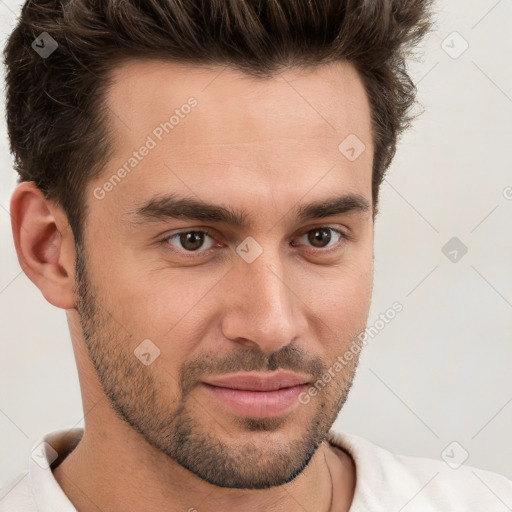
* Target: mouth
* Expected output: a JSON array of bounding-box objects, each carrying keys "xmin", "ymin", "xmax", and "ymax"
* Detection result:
[{"xmin": 200, "ymin": 371, "xmax": 311, "ymax": 418}]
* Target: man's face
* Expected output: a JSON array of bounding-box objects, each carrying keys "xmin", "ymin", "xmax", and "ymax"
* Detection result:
[{"xmin": 75, "ymin": 59, "xmax": 374, "ymax": 489}]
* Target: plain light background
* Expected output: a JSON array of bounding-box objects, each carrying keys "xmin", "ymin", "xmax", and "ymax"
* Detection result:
[{"xmin": 1, "ymin": 0, "xmax": 511, "ymax": 493}]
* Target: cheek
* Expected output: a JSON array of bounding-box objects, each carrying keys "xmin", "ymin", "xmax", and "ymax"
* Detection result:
[
  {"xmin": 303, "ymin": 256, "xmax": 373, "ymax": 316},
  {"xmin": 102, "ymin": 267, "xmax": 220, "ymax": 358}
]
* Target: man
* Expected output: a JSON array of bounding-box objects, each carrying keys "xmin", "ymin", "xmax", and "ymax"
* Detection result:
[{"xmin": 1, "ymin": 0, "xmax": 511, "ymax": 511}]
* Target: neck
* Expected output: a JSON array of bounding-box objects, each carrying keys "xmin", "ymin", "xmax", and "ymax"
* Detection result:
[{"xmin": 52, "ymin": 400, "xmax": 355, "ymax": 512}]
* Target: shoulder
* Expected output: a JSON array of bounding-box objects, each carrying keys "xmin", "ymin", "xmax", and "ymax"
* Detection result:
[
  {"xmin": 0, "ymin": 428, "xmax": 82, "ymax": 512},
  {"xmin": 0, "ymin": 472, "xmax": 36, "ymax": 512},
  {"xmin": 327, "ymin": 429, "xmax": 512, "ymax": 511}
]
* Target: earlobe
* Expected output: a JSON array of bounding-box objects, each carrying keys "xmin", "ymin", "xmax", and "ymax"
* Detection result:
[{"xmin": 9, "ymin": 181, "xmax": 77, "ymax": 310}]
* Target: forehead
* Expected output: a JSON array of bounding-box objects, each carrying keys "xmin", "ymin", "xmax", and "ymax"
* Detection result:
[
  {"xmin": 105, "ymin": 58, "xmax": 372, "ymax": 147},
  {"xmin": 93, "ymin": 58, "xmax": 373, "ymax": 215}
]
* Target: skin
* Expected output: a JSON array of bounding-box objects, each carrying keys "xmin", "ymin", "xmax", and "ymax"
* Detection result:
[{"xmin": 10, "ymin": 59, "xmax": 374, "ymax": 512}]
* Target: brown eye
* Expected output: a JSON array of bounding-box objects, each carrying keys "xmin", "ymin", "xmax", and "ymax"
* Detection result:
[
  {"xmin": 296, "ymin": 227, "xmax": 345, "ymax": 250},
  {"xmin": 165, "ymin": 230, "xmax": 215, "ymax": 252},
  {"xmin": 308, "ymin": 228, "xmax": 332, "ymax": 247}
]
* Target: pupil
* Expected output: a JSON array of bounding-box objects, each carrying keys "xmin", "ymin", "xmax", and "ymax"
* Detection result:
[
  {"xmin": 309, "ymin": 228, "xmax": 331, "ymax": 247},
  {"xmin": 181, "ymin": 232, "xmax": 204, "ymax": 251}
]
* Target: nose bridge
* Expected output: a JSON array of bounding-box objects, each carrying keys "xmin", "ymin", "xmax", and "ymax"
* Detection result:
[
  {"xmin": 221, "ymin": 240, "xmax": 303, "ymax": 352},
  {"xmin": 248, "ymin": 255, "xmax": 287, "ymax": 318}
]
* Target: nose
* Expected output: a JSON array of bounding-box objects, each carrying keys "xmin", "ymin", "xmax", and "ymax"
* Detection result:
[{"xmin": 219, "ymin": 245, "xmax": 307, "ymax": 354}]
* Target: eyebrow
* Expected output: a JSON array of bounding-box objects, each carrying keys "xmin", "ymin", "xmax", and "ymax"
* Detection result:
[{"xmin": 125, "ymin": 192, "xmax": 371, "ymax": 228}]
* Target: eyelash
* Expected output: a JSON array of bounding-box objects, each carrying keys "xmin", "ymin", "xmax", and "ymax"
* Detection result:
[{"xmin": 159, "ymin": 226, "xmax": 348, "ymax": 258}]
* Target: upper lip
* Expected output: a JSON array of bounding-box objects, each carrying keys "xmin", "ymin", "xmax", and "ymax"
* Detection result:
[{"xmin": 202, "ymin": 370, "xmax": 311, "ymax": 391}]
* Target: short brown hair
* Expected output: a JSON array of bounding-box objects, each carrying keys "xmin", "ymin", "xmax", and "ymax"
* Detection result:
[{"xmin": 3, "ymin": 0, "xmax": 435, "ymax": 245}]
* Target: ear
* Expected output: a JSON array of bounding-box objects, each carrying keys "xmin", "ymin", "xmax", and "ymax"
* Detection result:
[{"xmin": 10, "ymin": 181, "xmax": 77, "ymax": 310}]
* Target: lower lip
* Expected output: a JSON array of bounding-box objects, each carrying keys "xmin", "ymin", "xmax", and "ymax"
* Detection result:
[{"xmin": 201, "ymin": 383, "xmax": 308, "ymax": 418}]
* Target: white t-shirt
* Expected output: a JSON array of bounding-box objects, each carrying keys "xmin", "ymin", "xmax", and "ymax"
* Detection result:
[{"xmin": 1, "ymin": 427, "xmax": 511, "ymax": 511}]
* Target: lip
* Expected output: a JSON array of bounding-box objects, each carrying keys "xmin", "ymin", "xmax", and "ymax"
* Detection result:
[
  {"xmin": 201, "ymin": 370, "xmax": 311, "ymax": 391},
  {"xmin": 200, "ymin": 371, "xmax": 311, "ymax": 418},
  {"xmin": 201, "ymin": 383, "xmax": 309, "ymax": 418}
]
